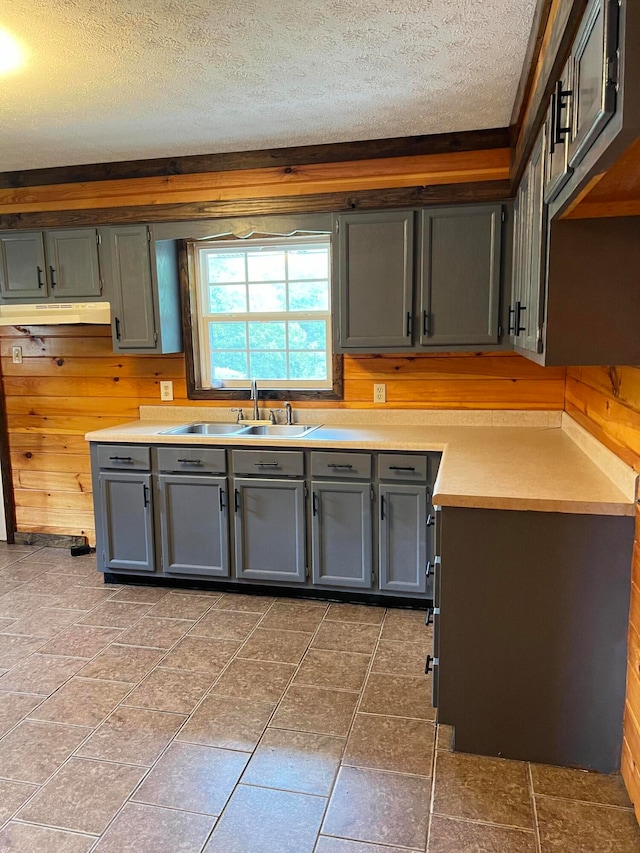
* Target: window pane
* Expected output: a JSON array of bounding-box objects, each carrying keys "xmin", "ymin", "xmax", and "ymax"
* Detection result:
[
  {"xmin": 249, "ymin": 350, "xmax": 287, "ymax": 379},
  {"xmin": 248, "ymin": 282, "xmax": 286, "ymax": 312},
  {"xmin": 209, "ymin": 284, "xmax": 247, "ymax": 313},
  {"xmin": 209, "ymin": 322, "xmax": 246, "ymax": 350},
  {"xmin": 288, "ymin": 320, "xmax": 326, "ymax": 350},
  {"xmin": 207, "ymin": 253, "xmax": 245, "ymax": 283},
  {"xmin": 249, "ymin": 321, "xmax": 286, "ymax": 350},
  {"xmin": 247, "ymin": 251, "xmax": 285, "ymax": 282},
  {"xmin": 288, "ymin": 280, "xmax": 329, "ymax": 311},
  {"xmin": 288, "ymin": 249, "xmax": 328, "ymax": 280},
  {"xmin": 212, "ymin": 351, "xmax": 248, "ymax": 381},
  {"xmin": 289, "ymin": 351, "xmax": 328, "ymax": 380}
]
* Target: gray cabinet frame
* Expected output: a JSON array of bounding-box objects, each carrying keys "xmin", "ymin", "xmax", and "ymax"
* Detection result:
[
  {"xmin": 97, "ymin": 470, "xmax": 155, "ymax": 573},
  {"xmin": 45, "ymin": 229, "xmax": 102, "ymax": 299},
  {"xmin": 379, "ymin": 483, "xmax": 428, "ymax": 594}
]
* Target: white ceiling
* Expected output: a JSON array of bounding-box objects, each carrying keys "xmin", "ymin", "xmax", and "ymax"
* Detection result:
[{"xmin": 0, "ymin": 1, "xmax": 536, "ymax": 172}]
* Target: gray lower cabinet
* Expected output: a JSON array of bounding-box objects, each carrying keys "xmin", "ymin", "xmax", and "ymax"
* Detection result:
[
  {"xmin": 233, "ymin": 477, "xmax": 306, "ymax": 583},
  {"xmin": 0, "ymin": 232, "xmax": 47, "ymax": 298},
  {"xmin": 158, "ymin": 474, "xmax": 229, "ymax": 577},
  {"xmin": 97, "ymin": 471, "xmax": 155, "ymax": 573},
  {"xmin": 45, "ymin": 229, "xmax": 102, "ymax": 299},
  {"xmin": 379, "ymin": 484, "xmax": 427, "ymax": 594},
  {"xmin": 311, "ymin": 481, "xmax": 373, "ymax": 588}
]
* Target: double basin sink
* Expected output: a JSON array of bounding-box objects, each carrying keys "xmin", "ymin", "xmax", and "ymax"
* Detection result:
[{"xmin": 161, "ymin": 422, "xmax": 320, "ymax": 438}]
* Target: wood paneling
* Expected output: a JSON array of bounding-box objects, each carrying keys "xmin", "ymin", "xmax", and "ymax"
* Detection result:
[
  {"xmin": 0, "ymin": 325, "xmax": 565, "ymax": 545},
  {"xmin": 564, "ymin": 138, "xmax": 640, "ymax": 219},
  {"xmin": 564, "ymin": 367, "xmax": 640, "ymax": 820}
]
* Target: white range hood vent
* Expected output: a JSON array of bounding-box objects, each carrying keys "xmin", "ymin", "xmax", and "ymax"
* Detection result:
[{"xmin": 0, "ymin": 302, "xmax": 111, "ymax": 326}]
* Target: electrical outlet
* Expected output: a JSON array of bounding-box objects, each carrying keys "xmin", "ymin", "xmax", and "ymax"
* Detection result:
[
  {"xmin": 11, "ymin": 346, "xmax": 22, "ymax": 364},
  {"xmin": 160, "ymin": 380, "xmax": 174, "ymax": 401},
  {"xmin": 373, "ymin": 383, "xmax": 386, "ymax": 403}
]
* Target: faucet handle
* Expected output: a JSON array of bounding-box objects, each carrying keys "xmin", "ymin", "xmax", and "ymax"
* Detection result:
[
  {"xmin": 269, "ymin": 408, "xmax": 283, "ymax": 424},
  {"xmin": 284, "ymin": 401, "xmax": 293, "ymax": 425},
  {"xmin": 229, "ymin": 408, "xmax": 244, "ymax": 422}
]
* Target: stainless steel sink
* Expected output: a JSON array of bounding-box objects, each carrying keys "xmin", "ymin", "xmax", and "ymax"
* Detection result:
[
  {"xmin": 243, "ymin": 424, "xmax": 320, "ymax": 437},
  {"xmin": 160, "ymin": 422, "xmax": 321, "ymax": 438},
  {"xmin": 161, "ymin": 423, "xmax": 251, "ymax": 436}
]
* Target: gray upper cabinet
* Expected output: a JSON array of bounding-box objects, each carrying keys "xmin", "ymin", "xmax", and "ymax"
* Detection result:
[
  {"xmin": 545, "ymin": 60, "xmax": 574, "ymax": 203},
  {"xmin": 158, "ymin": 474, "xmax": 229, "ymax": 577},
  {"xmin": 334, "ymin": 210, "xmax": 414, "ymax": 350},
  {"xmin": 568, "ymin": 0, "xmax": 620, "ymax": 168},
  {"xmin": 0, "ymin": 232, "xmax": 47, "ymax": 298},
  {"xmin": 97, "ymin": 471, "xmax": 155, "ymax": 573},
  {"xmin": 379, "ymin": 483, "xmax": 428, "ymax": 594},
  {"xmin": 419, "ymin": 205, "xmax": 502, "ymax": 347},
  {"xmin": 99, "ymin": 225, "xmax": 182, "ymax": 354},
  {"xmin": 311, "ymin": 481, "xmax": 373, "ymax": 589},
  {"xmin": 45, "ymin": 229, "xmax": 102, "ymax": 299}
]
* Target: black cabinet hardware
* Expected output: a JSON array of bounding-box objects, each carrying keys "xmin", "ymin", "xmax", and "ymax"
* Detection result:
[
  {"xmin": 406, "ymin": 311, "xmax": 412, "ymax": 337},
  {"xmin": 422, "ymin": 310, "xmax": 430, "ymax": 336},
  {"xmin": 143, "ymin": 484, "xmax": 150, "ymax": 507},
  {"xmin": 425, "ymin": 607, "xmax": 434, "ymax": 626},
  {"xmin": 114, "ymin": 316, "xmax": 121, "ymax": 340},
  {"xmin": 177, "ymin": 458, "xmax": 203, "ymax": 465},
  {"xmin": 508, "ymin": 305, "xmax": 516, "ymax": 334},
  {"xmin": 380, "ymin": 494, "xmax": 385, "ymax": 521},
  {"xmin": 514, "ymin": 301, "xmax": 527, "ymax": 334},
  {"xmin": 328, "ymin": 463, "xmax": 353, "ymax": 469},
  {"xmin": 37, "ymin": 266, "xmax": 44, "ymax": 288},
  {"xmin": 234, "ymin": 489, "xmax": 240, "ymax": 513},
  {"xmin": 426, "ymin": 561, "xmax": 432, "ymax": 578},
  {"xmin": 109, "ymin": 456, "xmax": 133, "ymax": 462},
  {"xmin": 219, "ymin": 489, "xmax": 225, "ymax": 511},
  {"xmin": 425, "ymin": 654, "xmax": 434, "ymax": 674},
  {"xmin": 389, "ymin": 465, "xmax": 415, "ymax": 471},
  {"xmin": 49, "ymin": 266, "xmax": 57, "ymax": 288},
  {"xmin": 254, "ymin": 462, "xmax": 280, "ymax": 468},
  {"xmin": 554, "ymin": 80, "xmax": 572, "ymax": 144},
  {"xmin": 312, "ymin": 492, "xmax": 318, "ymax": 516},
  {"xmin": 426, "ymin": 514, "xmax": 434, "ymax": 526}
]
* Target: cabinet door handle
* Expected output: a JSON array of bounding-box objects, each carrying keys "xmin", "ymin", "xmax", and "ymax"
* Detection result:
[
  {"xmin": 426, "ymin": 561, "xmax": 432, "ymax": 578},
  {"xmin": 219, "ymin": 488, "xmax": 226, "ymax": 511},
  {"xmin": 425, "ymin": 654, "xmax": 434, "ymax": 674},
  {"xmin": 514, "ymin": 301, "xmax": 526, "ymax": 334},
  {"xmin": 508, "ymin": 305, "xmax": 516, "ymax": 335},
  {"xmin": 426, "ymin": 514, "xmax": 434, "ymax": 526},
  {"xmin": 49, "ymin": 266, "xmax": 57, "ymax": 288},
  {"xmin": 554, "ymin": 80, "xmax": 572, "ymax": 144},
  {"xmin": 114, "ymin": 316, "xmax": 121, "ymax": 340},
  {"xmin": 143, "ymin": 484, "xmax": 150, "ymax": 507},
  {"xmin": 177, "ymin": 458, "xmax": 203, "ymax": 465},
  {"xmin": 425, "ymin": 607, "xmax": 434, "ymax": 626},
  {"xmin": 328, "ymin": 463, "xmax": 353, "ymax": 469},
  {"xmin": 254, "ymin": 462, "xmax": 279, "ymax": 468},
  {"xmin": 312, "ymin": 492, "xmax": 318, "ymax": 516},
  {"xmin": 389, "ymin": 465, "xmax": 415, "ymax": 471},
  {"xmin": 36, "ymin": 266, "xmax": 44, "ymax": 288},
  {"xmin": 234, "ymin": 489, "xmax": 240, "ymax": 513},
  {"xmin": 406, "ymin": 312, "xmax": 412, "ymax": 337},
  {"xmin": 380, "ymin": 494, "xmax": 385, "ymax": 521},
  {"xmin": 109, "ymin": 456, "xmax": 133, "ymax": 462},
  {"xmin": 422, "ymin": 310, "xmax": 430, "ymax": 336}
]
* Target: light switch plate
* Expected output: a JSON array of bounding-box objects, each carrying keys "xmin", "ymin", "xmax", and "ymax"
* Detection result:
[{"xmin": 160, "ymin": 380, "xmax": 174, "ymax": 401}]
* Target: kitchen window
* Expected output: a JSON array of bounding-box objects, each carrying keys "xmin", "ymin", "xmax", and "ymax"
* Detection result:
[{"xmin": 185, "ymin": 236, "xmax": 341, "ymax": 400}]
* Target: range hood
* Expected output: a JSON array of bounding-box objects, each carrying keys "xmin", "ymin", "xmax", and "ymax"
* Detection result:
[{"xmin": 0, "ymin": 302, "xmax": 111, "ymax": 326}]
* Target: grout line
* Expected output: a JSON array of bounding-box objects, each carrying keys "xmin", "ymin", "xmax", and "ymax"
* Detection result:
[{"xmin": 527, "ymin": 764, "xmax": 543, "ymax": 853}]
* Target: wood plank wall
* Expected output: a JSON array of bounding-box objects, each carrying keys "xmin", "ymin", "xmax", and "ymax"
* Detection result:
[
  {"xmin": 565, "ymin": 366, "xmax": 640, "ymax": 819},
  {"xmin": 0, "ymin": 324, "xmax": 565, "ymax": 544}
]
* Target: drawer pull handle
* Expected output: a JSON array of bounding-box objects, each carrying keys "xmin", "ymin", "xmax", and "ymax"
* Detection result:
[
  {"xmin": 109, "ymin": 456, "xmax": 133, "ymax": 462},
  {"xmin": 328, "ymin": 463, "xmax": 353, "ymax": 469},
  {"xmin": 177, "ymin": 458, "xmax": 203, "ymax": 465},
  {"xmin": 254, "ymin": 462, "xmax": 280, "ymax": 468},
  {"xmin": 425, "ymin": 608, "xmax": 433, "ymax": 626},
  {"xmin": 388, "ymin": 465, "xmax": 415, "ymax": 471}
]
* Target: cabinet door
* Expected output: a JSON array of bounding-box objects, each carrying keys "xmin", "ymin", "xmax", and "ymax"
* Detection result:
[
  {"xmin": 98, "ymin": 471, "xmax": 154, "ymax": 573},
  {"xmin": 545, "ymin": 61, "xmax": 573, "ymax": 203},
  {"xmin": 0, "ymin": 232, "xmax": 47, "ymax": 298},
  {"xmin": 233, "ymin": 478, "xmax": 306, "ymax": 583},
  {"xmin": 379, "ymin": 484, "xmax": 427, "ymax": 594},
  {"xmin": 100, "ymin": 226, "xmax": 158, "ymax": 351},
  {"xmin": 419, "ymin": 205, "xmax": 502, "ymax": 346},
  {"xmin": 45, "ymin": 229, "xmax": 102, "ymax": 298},
  {"xmin": 335, "ymin": 211, "xmax": 414, "ymax": 349},
  {"xmin": 520, "ymin": 129, "xmax": 547, "ymax": 354},
  {"xmin": 311, "ymin": 481, "xmax": 372, "ymax": 589},
  {"xmin": 159, "ymin": 474, "xmax": 229, "ymax": 577},
  {"xmin": 568, "ymin": 0, "xmax": 619, "ymax": 168}
]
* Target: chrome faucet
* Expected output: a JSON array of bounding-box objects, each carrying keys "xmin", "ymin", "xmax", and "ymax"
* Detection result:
[
  {"xmin": 250, "ymin": 379, "xmax": 259, "ymax": 420},
  {"xmin": 284, "ymin": 401, "xmax": 293, "ymax": 425}
]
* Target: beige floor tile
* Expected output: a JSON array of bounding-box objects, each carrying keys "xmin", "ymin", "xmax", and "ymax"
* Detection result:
[
  {"xmin": 124, "ymin": 667, "xmax": 214, "ymax": 714},
  {"xmin": 243, "ymin": 727, "xmax": 344, "ymax": 796},
  {"xmin": 324, "ymin": 603, "xmax": 385, "ymax": 625},
  {"xmin": 238, "ymin": 628, "xmax": 312, "ymax": 664},
  {"xmin": 203, "ymin": 784, "xmax": 326, "ymax": 853},
  {"xmin": 189, "ymin": 609, "xmax": 262, "ymax": 641},
  {"xmin": 0, "ymin": 633, "xmax": 45, "ymax": 668},
  {"xmin": 29, "ymin": 677, "xmax": 131, "ymax": 726},
  {"xmin": 0, "ymin": 823, "xmax": 96, "ymax": 853},
  {"xmin": 0, "ymin": 779, "xmax": 39, "ymax": 824},
  {"xmin": 270, "ymin": 684, "xmax": 359, "ymax": 737},
  {"xmin": 92, "ymin": 802, "xmax": 215, "ymax": 853},
  {"xmin": 433, "ymin": 751, "xmax": 533, "ymax": 829},
  {"xmin": 161, "ymin": 636, "xmax": 240, "ymax": 673},
  {"xmin": 294, "ymin": 649, "xmax": 371, "ymax": 691},
  {"xmin": 149, "ymin": 592, "xmax": 216, "ymax": 620},
  {"xmin": 4, "ymin": 606, "xmax": 80, "ymax": 638},
  {"xmin": 213, "ymin": 593, "xmax": 275, "ymax": 613},
  {"xmin": 0, "ymin": 653, "xmax": 85, "ymax": 695},
  {"xmin": 260, "ymin": 600, "xmax": 328, "ymax": 632},
  {"xmin": 78, "ymin": 644, "xmax": 164, "ymax": 683},
  {"xmin": 0, "ymin": 719, "xmax": 91, "ymax": 783},
  {"xmin": 360, "ymin": 672, "xmax": 434, "ymax": 720},
  {"xmin": 39, "ymin": 625, "xmax": 123, "ymax": 658},
  {"xmin": 109, "ymin": 586, "xmax": 170, "ymax": 604},
  {"xmin": 344, "ymin": 713, "xmax": 435, "ymax": 776},
  {"xmin": 210, "ymin": 657, "xmax": 295, "ymax": 703},
  {"xmin": 381, "ymin": 608, "xmax": 430, "ymax": 643},
  {"xmin": 17, "ymin": 757, "xmax": 145, "ymax": 834},
  {"xmin": 530, "ymin": 763, "xmax": 632, "ymax": 808},
  {"xmin": 435, "ymin": 724, "xmax": 454, "ymax": 752},
  {"xmin": 0, "ymin": 563, "xmax": 51, "ymax": 583},
  {"xmin": 178, "ymin": 694, "xmax": 274, "ymax": 751},
  {"xmin": 78, "ymin": 600, "xmax": 153, "ymax": 628},
  {"xmin": 117, "ymin": 616, "xmax": 194, "ymax": 648},
  {"xmin": 372, "ymin": 640, "xmax": 429, "ymax": 677},
  {"xmin": 536, "ymin": 796, "xmax": 640, "ymax": 852},
  {"xmin": 50, "ymin": 586, "xmax": 116, "ymax": 611},
  {"xmin": 0, "ymin": 691, "xmax": 44, "ymax": 736},
  {"xmin": 312, "ymin": 621, "xmax": 380, "ymax": 655},
  {"xmin": 316, "ymin": 840, "xmax": 420, "ymax": 853},
  {"xmin": 77, "ymin": 705, "xmax": 186, "ymax": 766},
  {"xmin": 133, "ymin": 741, "xmax": 249, "ymax": 815},
  {"xmin": 0, "ymin": 591, "xmax": 54, "ymax": 619},
  {"xmin": 0, "ymin": 618, "xmax": 15, "ymax": 631},
  {"xmin": 322, "ymin": 766, "xmax": 430, "ymax": 849},
  {"xmin": 21, "ymin": 572, "xmax": 80, "ymax": 596},
  {"xmin": 428, "ymin": 815, "xmax": 537, "ymax": 853}
]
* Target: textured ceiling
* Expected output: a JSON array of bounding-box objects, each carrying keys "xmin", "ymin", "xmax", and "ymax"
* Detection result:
[{"xmin": 0, "ymin": 1, "xmax": 536, "ymax": 172}]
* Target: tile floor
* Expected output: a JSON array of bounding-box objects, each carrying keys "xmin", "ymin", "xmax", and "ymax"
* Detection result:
[{"xmin": 0, "ymin": 543, "xmax": 636, "ymax": 851}]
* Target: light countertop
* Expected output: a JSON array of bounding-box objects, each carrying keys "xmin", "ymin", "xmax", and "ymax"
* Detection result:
[{"xmin": 85, "ymin": 415, "xmax": 636, "ymax": 517}]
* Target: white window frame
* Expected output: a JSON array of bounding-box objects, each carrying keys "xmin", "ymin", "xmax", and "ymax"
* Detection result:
[{"xmin": 192, "ymin": 236, "xmax": 333, "ymax": 391}]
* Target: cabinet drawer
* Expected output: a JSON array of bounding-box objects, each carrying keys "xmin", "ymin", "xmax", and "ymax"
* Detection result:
[
  {"xmin": 378, "ymin": 453, "xmax": 428, "ymax": 481},
  {"xmin": 311, "ymin": 451, "xmax": 372, "ymax": 479},
  {"xmin": 157, "ymin": 446, "xmax": 226, "ymax": 474},
  {"xmin": 232, "ymin": 449, "xmax": 304, "ymax": 478},
  {"xmin": 96, "ymin": 444, "xmax": 151, "ymax": 471}
]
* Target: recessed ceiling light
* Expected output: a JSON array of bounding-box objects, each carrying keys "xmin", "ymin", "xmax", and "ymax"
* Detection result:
[{"xmin": 0, "ymin": 28, "xmax": 27, "ymax": 76}]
